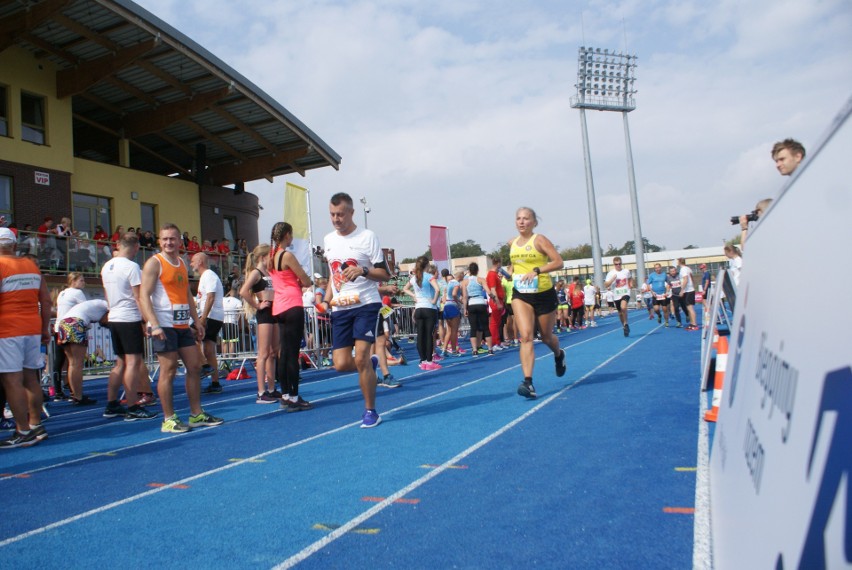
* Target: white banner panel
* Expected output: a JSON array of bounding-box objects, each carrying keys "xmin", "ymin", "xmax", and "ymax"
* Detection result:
[{"xmin": 709, "ymin": 99, "xmax": 852, "ymax": 569}]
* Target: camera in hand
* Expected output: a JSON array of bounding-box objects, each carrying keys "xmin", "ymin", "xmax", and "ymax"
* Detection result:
[{"xmin": 730, "ymin": 210, "xmax": 759, "ymax": 225}]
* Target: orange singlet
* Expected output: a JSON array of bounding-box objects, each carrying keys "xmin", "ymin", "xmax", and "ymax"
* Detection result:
[
  {"xmin": 149, "ymin": 253, "xmax": 191, "ymax": 329},
  {"xmin": 0, "ymin": 256, "xmax": 42, "ymax": 338}
]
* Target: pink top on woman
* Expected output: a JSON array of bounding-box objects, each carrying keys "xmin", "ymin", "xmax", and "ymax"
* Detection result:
[{"xmin": 270, "ymin": 266, "xmax": 302, "ymax": 316}]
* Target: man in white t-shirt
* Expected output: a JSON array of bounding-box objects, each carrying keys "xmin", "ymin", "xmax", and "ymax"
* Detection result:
[
  {"xmin": 191, "ymin": 253, "xmax": 225, "ymax": 393},
  {"xmin": 100, "ymin": 232, "xmax": 157, "ymax": 420},
  {"xmin": 677, "ymin": 257, "xmax": 699, "ymax": 330},
  {"xmin": 318, "ymin": 193, "xmax": 390, "ymax": 428},
  {"xmin": 221, "ymin": 285, "xmax": 243, "ymax": 355},
  {"xmin": 604, "ymin": 256, "xmax": 633, "ymax": 337}
]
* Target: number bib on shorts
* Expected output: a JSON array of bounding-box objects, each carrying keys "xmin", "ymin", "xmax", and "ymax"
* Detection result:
[
  {"xmin": 614, "ymin": 286, "xmax": 629, "ymax": 297},
  {"xmin": 513, "ymin": 274, "xmax": 539, "ymax": 294}
]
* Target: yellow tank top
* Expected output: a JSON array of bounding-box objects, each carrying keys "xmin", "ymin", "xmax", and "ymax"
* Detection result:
[{"xmin": 510, "ymin": 235, "xmax": 552, "ymax": 292}]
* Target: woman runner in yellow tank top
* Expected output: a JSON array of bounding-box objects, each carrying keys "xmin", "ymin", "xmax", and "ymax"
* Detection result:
[{"xmin": 508, "ymin": 207, "xmax": 567, "ymax": 399}]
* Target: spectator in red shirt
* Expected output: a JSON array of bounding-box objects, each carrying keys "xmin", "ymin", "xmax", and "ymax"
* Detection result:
[
  {"xmin": 486, "ymin": 256, "xmax": 506, "ymax": 348},
  {"xmin": 187, "ymin": 236, "xmax": 202, "ymax": 257},
  {"xmin": 570, "ymin": 277, "xmax": 585, "ymax": 328},
  {"xmin": 110, "ymin": 225, "xmax": 124, "ymax": 250},
  {"xmin": 216, "ymin": 238, "xmax": 230, "ymax": 256}
]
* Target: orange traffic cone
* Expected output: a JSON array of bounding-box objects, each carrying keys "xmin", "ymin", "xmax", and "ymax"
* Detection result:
[{"xmin": 704, "ymin": 336, "xmax": 728, "ymax": 422}]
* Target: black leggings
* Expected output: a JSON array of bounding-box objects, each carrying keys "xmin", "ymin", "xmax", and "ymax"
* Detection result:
[
  {"xmin": 414, "ymin": 308, "xmax": 438, "ymax": 362},
  {"xmin": 670, "ymin": 295, "xmax": 685, "ymax": 322},
  {"xmin": 467, "ymin": 304, "xmax": 490, "ymax": 339},
  {"xmin": 276, "ymin": 306, "xmax": 305, "ymax": 397},
  {"xmin": 52, "ymin": 335, "xmax": 66, "ymax": 392}
]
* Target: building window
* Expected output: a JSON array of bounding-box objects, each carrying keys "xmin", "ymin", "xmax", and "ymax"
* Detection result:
[
  {"xmin": 72, "ymin": 193, "xmax": 111, "ymax": 238},
  {"xmin": 21, "ymin": 92, "xmax": 46, "ymax": 145},
  {"xmin": 0, "ymin": 175, "xmax": 12, "ymax": 223},
  {"xmin": 140, "ymin": 202, "xmax": 157, "ymax": 234},
  {"xmin": 223, "ymin": 215, "xmax": 237, "ymax": 248},
  {"xmin": 0, "ymin": 85, "xmax": 8, "ymax": 137}
]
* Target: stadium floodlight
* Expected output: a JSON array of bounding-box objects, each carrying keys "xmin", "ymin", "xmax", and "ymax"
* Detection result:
[
  {"xmin": 359, "ymin": 196, "xmax": 371, "ymax": 229},
  {"xmin": 570, "ymin": 46, "xmax": 647, "ymax": 290}
]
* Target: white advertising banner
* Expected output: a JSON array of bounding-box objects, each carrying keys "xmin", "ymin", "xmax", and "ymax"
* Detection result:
[{"xmin": 709, "ymin": 98, "xmax": 852, "ymax": 569}]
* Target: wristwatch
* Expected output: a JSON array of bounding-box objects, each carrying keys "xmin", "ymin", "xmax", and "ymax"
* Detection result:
[
  {"xmin": 533, "ymin": 267, "xmax": 541, "ymax": 275},
  {"xmin": 362, "ymin": 266, "xmax": 369, "ymax": 277}
]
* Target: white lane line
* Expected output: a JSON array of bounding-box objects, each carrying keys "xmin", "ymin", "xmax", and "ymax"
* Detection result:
[
  {"xmin": 0, "ymin": 325, "xmax": 635, "ymax": 547},
  {"xmin": 273, "ymin": 331, "xmax": 654, "ymax": 568},
  {"xmin": 692, "ymin": 380, "xmax": 713, "ymax": 569}
]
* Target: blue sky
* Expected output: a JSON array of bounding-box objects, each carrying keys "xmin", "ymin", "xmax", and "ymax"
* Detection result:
[{"xmin": 136, "ymin": 0, "xmax": 852, "ymax": 258}]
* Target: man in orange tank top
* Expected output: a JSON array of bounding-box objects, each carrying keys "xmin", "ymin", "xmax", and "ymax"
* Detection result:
[
  {"xmin": 139, "ymin": 224, "xmax": 223, "ymax": 433},
  {"xmin": 0, "ymin": 228, "xmax": 52, "ymax": 448}
]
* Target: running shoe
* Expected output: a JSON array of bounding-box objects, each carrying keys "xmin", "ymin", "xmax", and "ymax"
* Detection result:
[
  {"xmin": 360, "ymin": 409, "xmax": 381, "ymax": 429},
  {"xmin": 269, "ymin": 390, "xmax": 283, "ymax": 399},
  {"xmin": 203, "ymin": 383, "xmax": 223, "ymax": 394},
  {"xmin": 136, "ymin": 392, "xmax": 157, "ymax": 406},
  {"xmin": 555, "ymin": 349, "xmax": 567, "ymax": 377},
  {"xmin": 125, "ymin": 405, "xmax": 157, "ymax": 421},
  {"xmin": 381, "ymin": 374, "xmax": 402, "ymax": 389},
  {"xmin": 422, "ymin": 361, "xmax": 442, "ymax": 371},
  {"xmin": 676, "ymin": 322, "xmax": 683, "ymax": 328},
  {"xmin": 664, "ymin": 322, "xmax": 670, "ymax": 328},
  {"xmin": 623, "ymin": 324, "xmax": 630, "ymax": 337},
  {"xmin": 103, "ymin": 401, "xmax": 128, "ymax": 418},
  {"xmin": 517, "ymin": 382, "xmax": 537, "ymax": 399},
  {"xmin": 455, "ymin": 348, "xmax": 467, "ymax": 355},
  {"xmin": 432, "ymin": 354, "xmax": 444, "ymax": 362},
  {"xmin": 200, "ymin": 364, "xmax": 213, "ymax": 379},
  {"xmin": 476, "ymin": 347, "xmax": 489, "ymax": 355},
  {"xmin": 0, "ymin": 418, "xmax": 15, "ymax": 431},
  {"xmin": 282, "ymin": 397, "xmax": 313, "ymax": 413},
  {"xmin": 72, "ymin": 395, "xmax": 98, "ymax": 406},
  {"xmin": 29, "ymin": 424, "xmax": 48, "ymax": 441},
  {"xmin": 256, "ymin": 391, "xmax": 278, "ymax": 404},
  {"xmin": 52, "ymin": 391, "xmax": 70, "ymax": 402},
  {"xmin": 161, "ymin": 414, "xmax": 191, "ymax": 433},
  {"xmin": 491, "ymin": 344, "xmax": 504, "ymax": 352},
  {"xmin": 321, "ymin": 358, "xmax": 332, "ymax": 367},
  {"xmin": 657, "ymin": 314, "xmax": 662, "ymax": 324},
  {"xmin": 0, "ymin": 430, "xmax": 39, "ymax": 449},
  {"xmin": 188, "ymin": 410, "xmax": 224, "ymax": 427}
]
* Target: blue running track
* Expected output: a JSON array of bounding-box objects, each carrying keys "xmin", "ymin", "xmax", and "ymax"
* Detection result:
[{"xmin": 0, "ymin": 310, "xmax": 705, "ymax": 568}]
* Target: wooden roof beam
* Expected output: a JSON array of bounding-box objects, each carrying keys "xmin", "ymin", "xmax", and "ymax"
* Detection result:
[
  {"xmin": 207, "ymin": 146, "xmax": 308, "ymax": 186},
  {"xmin": 122, "ymin": 86, "xmax": 232, "ymax": 137},
  {"xmin": 57, "ymin": 37, "xmax": 159, "ymax": 99},
  {"xmin": 208, "ymin": 103, "xmax": 278, "ymax": 154},
  {"xmin": 181, "ymin": 118, "xmax": 245, "ymax": 162},
  {"xmin": 0, "ymin": 0, "xmax": 71, "ymax": 52}
]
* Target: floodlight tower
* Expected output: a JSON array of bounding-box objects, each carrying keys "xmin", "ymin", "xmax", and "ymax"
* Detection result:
[{"xmin": 570, "ymin": 47, "xmax": 646, "ymax": 290}]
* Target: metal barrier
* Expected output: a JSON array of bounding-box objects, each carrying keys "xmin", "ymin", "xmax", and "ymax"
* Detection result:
[{"xmin": 44, "ymin": 303, "xmax": 477, "ymax": 383}]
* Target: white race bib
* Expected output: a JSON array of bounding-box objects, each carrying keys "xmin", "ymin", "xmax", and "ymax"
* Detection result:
[
  {"xmin": 513, "ymin": 274, "xmax": 539, "ymax": 294},
  {"xmin": 614, "ymin": 286, "xmax": 629, "ymax": 298},
  {"xmin": 172, "ymin": 304, "xmax": 190, "ymax": 326}
]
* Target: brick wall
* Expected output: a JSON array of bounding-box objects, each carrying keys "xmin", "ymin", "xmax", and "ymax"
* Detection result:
[{"xmin": 0, "ymin": 158, "xmax": 72, "ymax": 228}]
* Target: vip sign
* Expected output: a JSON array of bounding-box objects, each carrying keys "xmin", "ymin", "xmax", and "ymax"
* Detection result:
[
  {"xmin": 709, "ymin": 102, "xmax": 852, "ymax": 569},
  {"xmin": 34, "ymin": 171, "xmax": 50, "ymax": 185}
]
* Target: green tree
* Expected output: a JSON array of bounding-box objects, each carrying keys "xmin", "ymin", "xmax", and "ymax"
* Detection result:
[
  {"xmin": 560, "ymin": 243, "xmax": 593, "ymax": 260},
  {"xmin": 488, "ymin": 242, "xmax": 511, "ymax": 263},
  {"xmin": 683, "ymin": 244, "xmax": 699, "ymax": 250},
  {"xmin": 605, "ymin": 237, "xmax": 665, "ymax": 256},
  {"xmin": 450, "ymin": 240, "xmax": 485, "ymax": 258}
]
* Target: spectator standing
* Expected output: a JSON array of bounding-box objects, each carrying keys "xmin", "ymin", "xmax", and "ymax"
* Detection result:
[
  {"xmin": 56, "ymin": 299, "xmax": 109, "ymax": 405},
  {"xmin": 403, "ymin": 256, "xmax": 441, "ymax": 370},
  {"xmin": 139, "ymin": 223, "xmax": 223, "ymax": 433},
  {"xmin": 240, "ymin": 243, "xmax": 280, "ymax": 403},
  {"xmin": 191, "ymin": 253, "xmax": 226, "ymax": 394},
  {"xmin": 0, "ymin": 228, "xmax": 51, "ymax": 448},
  {"xmin": 100, "ymin": 232, "xmax": 157, "ymax": 420},
  {"xmin": 462, "ymin": 262, "xmax": 492, "ymax": 355},
  {"xmin": 52, "ymin": 272, "xmax": 87, "ymax": 399},
  {"xmin": 677, "ymin": 257, "xmax": 699, "ymax": 330},
  {"xmin": 583, "ymin": 280, "xmax": 597, "ymax": 327},
  {"xmin": 270, "ymin": 222, "xmax": 313, "ymax": 412}
]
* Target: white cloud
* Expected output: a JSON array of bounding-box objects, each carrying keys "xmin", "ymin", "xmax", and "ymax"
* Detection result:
[{"xmin": 136, "ymin": 0, "xmax": 852, "ymax": 259}]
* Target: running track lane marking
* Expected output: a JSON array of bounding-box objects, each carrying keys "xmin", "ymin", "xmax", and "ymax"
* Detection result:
[
  {"xmin": 1, "ymin": 323, "xmax": 618, "ymax": 482},
  {"xmin": 0, "ymin": 321, "xmax": 630, "ymax": 547},
  {"xmin": 664, "ymin": 507, "xmax": 696, "ymax": 514},
  {"xmin": 272, "ymin": 328, "xmax": 655, "ymax": 568},
  {"xmin": 361, "ymin": 497, "xmax": 420, "ymax": 504},
  {"xmin": 693, "ymin": 371, "xmax": 713, "ymax": 570}
]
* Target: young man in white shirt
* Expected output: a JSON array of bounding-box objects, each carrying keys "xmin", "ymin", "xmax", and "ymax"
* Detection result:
[
  {"xmin": 191, "ymin": 253, "xmax": 225, "ymax": 394},
  {"xmin": 677, "ymin": 257, "xmax": 699, "ymax": 331},
  {"xmin": 318, "ymin": 193, "xmax": 390, "ymax": 428},
  {"xmin": 101, "ymin": 232, "xmax": 157, "ymax": 420},
  {"xmin": 604, "ymin": 256, "xmax": 634, "ymax": 337}
]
